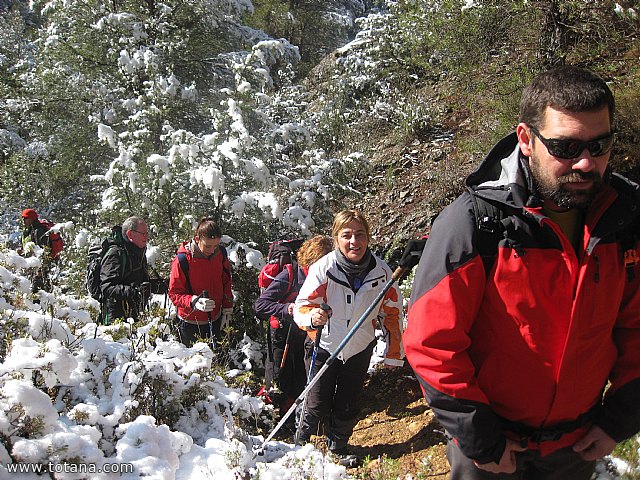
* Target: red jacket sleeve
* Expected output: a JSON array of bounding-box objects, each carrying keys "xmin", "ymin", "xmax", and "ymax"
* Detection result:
[
  {"xmin": 168, "ymin": 254, "xmax": 193, "ymax": 317},
  {"xmin": 403, "ymin": 195, "xmax": 506, "ymax": 464}
]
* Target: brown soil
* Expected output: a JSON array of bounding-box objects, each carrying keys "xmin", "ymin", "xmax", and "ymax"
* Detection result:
[
  {"xmin": 347, "ymin": 364, "xmax": 450, "ymax": 479},
  {"xmin": 270, "ymin": 364, "xmax": 451, "ymax": 478}
]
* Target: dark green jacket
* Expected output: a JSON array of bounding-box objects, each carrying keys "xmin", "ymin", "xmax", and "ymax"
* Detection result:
[{"xmin": 100, "ymin": 238, "xmax": 150, "ymax": 323}]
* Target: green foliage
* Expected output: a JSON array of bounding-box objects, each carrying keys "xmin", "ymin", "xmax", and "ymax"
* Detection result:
[
  {"xmin": 245, "ymin": 0, "xmax": 292, "ymax": 40},
  {"xmin": 359, "ymin": 454, "xmax": 402, "ymax": 480},
  {"xmin": 610, "ymin": 56, "xmax": 640, "ymax": 182},
  {"xmin": 305, "ymin": 0, "xmax": 640, "ymax": 172},
  {"xmin": 247, "ymin": 0, "xmax": 365, "ymax": 76},
  {"xmin": 612, "ymin": 436, "xmax": 640, "ymax": 479}
]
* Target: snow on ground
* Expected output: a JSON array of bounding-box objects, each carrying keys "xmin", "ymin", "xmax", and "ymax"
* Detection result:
[{"xmin": 0, "ymin": 247, "xmax": 349, "ymax": 480}]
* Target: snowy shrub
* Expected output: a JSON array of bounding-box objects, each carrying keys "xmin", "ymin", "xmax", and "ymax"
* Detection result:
[{"xmin": 0, "ymin": 256, "xmax": 348, "ymax": 478}]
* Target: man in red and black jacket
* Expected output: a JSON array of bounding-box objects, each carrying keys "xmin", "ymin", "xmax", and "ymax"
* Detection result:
[
  {"xmin": 404, "ymin": 66, "xmax": 640, "ymax": 479},
  {"xmin": 169, "ymin": 217, "xmax": 233, "ymax": 347}
]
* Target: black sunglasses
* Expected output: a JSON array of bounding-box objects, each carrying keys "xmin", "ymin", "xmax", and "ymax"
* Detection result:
[{"xmin": 529, "ymin": 126, "xmax": 614, "ymax": 160}]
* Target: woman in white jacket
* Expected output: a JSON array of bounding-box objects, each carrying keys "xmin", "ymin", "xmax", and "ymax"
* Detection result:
[{"xmin": 293, "ymin": 210, "xmax": 404, "ymax": 462}]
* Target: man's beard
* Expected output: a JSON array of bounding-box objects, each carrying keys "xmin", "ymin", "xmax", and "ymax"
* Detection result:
[{"xmin": 529, "ymin": 154, "xmax": 605, "ymax": 210}]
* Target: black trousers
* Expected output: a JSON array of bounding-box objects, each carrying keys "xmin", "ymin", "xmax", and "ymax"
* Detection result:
[
  {"xmin": 446, "ymin": 439, "xmax": 596, "ymax": 480},
  {"xmin": 267, "ymin": 322, "xmax": 308, "ymax": 399},
  {"xmin": 176, "ymin": 317, "xmax": 220, "ymax": 347},
  {"xmin": 297, "ymin": 339, "xmax": 375, "ymax": 452}
]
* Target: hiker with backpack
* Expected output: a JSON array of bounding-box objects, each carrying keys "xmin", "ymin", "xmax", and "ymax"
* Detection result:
[
  {"xmin": 257, "ymin": 238, "xmax": 304, "ymax": 293},
  {"xmin": 404, "ymin": 66, "xmax": 640, "ymax": 479},
  {"xmin": 254, "ymin": 235, "xmax": 333, "ymax": 423},
  {"xmin": 20, "ymin": 208, "xmax": 64, "ymax": 292},
  {"xmin": 293, "ymin": 210, "xmax": 404, "ymax": 465},
  {"xmin": 98, "ymin": 216, "xmax": 151, "ymax": 324},
  {"xmin": 168, "ymin": 217, "xmax": 233, "ymax": 347}
]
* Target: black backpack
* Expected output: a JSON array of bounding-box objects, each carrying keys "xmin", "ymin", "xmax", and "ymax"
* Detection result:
[{"xmin": 86, "ymin": 226, "xmax": 127, "ymax": 302}]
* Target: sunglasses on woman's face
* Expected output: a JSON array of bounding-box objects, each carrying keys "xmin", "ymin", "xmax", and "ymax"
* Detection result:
[{"xmin": 529, "ymin": 126, "xmax": 614, "ymax": 160}]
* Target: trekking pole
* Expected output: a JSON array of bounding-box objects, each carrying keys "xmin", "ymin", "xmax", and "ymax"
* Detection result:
[
  {"xmin": 254, "ymin": 258, "xmax": 420, "ymax": 456},
  {"xmin": 178, "ymin": 290, "xmax": 209, "ymax": 346},
  {"xmin": 294, "ymin": 313, "xmax": 326, "ymax": 443},
  {"xmin": 198, "ymin": 290, "xmax": 216, "ymax": 349},
  {"xmin": 279, "ymin": 321, "xmax": 294, "ymax": 369}
]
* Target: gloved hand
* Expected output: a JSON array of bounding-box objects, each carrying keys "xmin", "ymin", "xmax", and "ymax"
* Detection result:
[
  {"xmin": 137, "ymin": 282, "xmax": 151, "ymax": 304},
  {"xmin": 399, "ymin": 238, "xmax": 427, "ymax": 269},
  {"xmin": 192, "ymin": 295, "xmax": 215, "ymax": 312},
  {"xmin": 221, "ymin": 307, "xmax": 233, "ymax": 329},
  {"xmin": 127, "ymin": 284, "xmax": 142, "ymax": 304},
  {"xmin": 269, "ymin": 316, "xmax": 281, "ymax": 329}
]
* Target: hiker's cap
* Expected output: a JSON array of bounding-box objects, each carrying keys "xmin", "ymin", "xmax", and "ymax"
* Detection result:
[{"xmin": 21, "ymin": 208, "xmax": 38, "ymax": 220}]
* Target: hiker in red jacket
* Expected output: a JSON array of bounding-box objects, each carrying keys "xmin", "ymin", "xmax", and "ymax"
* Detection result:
[
  {"xmin": 21, "ymin": 209, "xmax": 51, "ymax": 253},
  {"xmin": 20, "ymin": 208, "xmax": 62, "ymax": 292},
  {"xmin": 169, "ymin": 218, "xmax": 233, "ymax": 347},
  {"xmin": 404, "ymin": 66, "xmax": 640, "ymax": 479}
]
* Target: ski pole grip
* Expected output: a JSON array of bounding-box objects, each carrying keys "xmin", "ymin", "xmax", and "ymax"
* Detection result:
[
  {"xmin": 190, "ymin": 289, "xmax": 208, "ymax": 309},
  {"xmin": 315, "ymin": 303, "xmax": 331, "ymax": 347},
  {"xmin": 314, "ymin": 325, "xmax": 323, "ymax": 348}
]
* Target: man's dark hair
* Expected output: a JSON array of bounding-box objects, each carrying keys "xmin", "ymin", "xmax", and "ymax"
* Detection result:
[
  {"xmin": 519, "ymin": 65, "xmax": 615, "ymax": 129},
  {"xmin": 195, "ymin": 217, "xmax": 222, "ymax": 239}
]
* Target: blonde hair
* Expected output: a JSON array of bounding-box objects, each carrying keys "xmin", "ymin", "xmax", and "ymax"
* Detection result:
[
  {"xmin": 297, "ymin": 235, "xmax": 333, "ymax": 268},
  {"xmin": 331, "ymin": 210, "xmax": 371, "ymax": 241}
]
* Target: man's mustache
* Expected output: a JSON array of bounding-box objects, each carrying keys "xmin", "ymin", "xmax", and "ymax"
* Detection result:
[{"xmin": 558, "ymin": 171, "xmax": 602, "ymax": 184}]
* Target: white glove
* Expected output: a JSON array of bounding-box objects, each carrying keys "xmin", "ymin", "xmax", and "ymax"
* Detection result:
[
  {"xmin": 220, "ymin": 307, "xmax": 233, "ymax": 329},
  {"xmin": 192, "ymin": 295, "xmax": 215, "ymax": 312}
]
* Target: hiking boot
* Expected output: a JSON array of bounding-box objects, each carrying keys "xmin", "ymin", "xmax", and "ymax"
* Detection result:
[{"xmin": 329, "ymin": 447, "xmax": 361, "ymax": 468}]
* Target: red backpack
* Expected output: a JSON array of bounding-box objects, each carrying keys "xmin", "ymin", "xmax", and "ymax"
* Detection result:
[
  {"xmin": 267, "ymin": 263, "xmax": 297, "ymax": 329},
  {"xmin": 39, "ymin": 219, "xmax": 64, "ymax": 259},
  {"xmin": 258, "ymin": 238, "xmax": 304, "ymax": 291}
]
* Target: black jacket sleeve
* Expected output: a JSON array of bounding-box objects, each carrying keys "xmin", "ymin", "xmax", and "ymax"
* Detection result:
[{"xmin": 596, "ymin": 378, "xmax": 640, "ymax": 441}]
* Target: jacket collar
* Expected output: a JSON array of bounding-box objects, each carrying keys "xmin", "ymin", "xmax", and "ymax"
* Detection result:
[
  {"xmin": 465, "ymin": 132, "xmax": 539, "ymax": 209},
  {"xmin": 465, "ymin": 132, "xmax": 640, "ymax": 234}
]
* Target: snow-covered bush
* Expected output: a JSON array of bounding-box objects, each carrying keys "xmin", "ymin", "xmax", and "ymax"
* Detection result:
[{"xmin": 0, "ymin": 250, "xmax": 348, "ymax": 478}]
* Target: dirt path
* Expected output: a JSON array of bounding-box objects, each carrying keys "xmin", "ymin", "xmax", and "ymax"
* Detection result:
[
  {"xmin": 266, "ymin": 363, "xmax": 451, "ymax": 478},
  {"xmin": 348, "ymin": 364, "xmax": 450, "ymax": 478}
]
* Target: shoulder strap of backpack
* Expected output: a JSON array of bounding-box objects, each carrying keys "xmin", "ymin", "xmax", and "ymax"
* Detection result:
[
  {"xmin": 283, "ymin": 263, "xmax": 296, "ymax": 297},
  {"xmin": 220, "ymin": 245, "xmax": 231, "ymax": 278},
  {"xmin": 177, "ymin": 252, "xmax": 193, "ymax": 294},
  {"xmin": 119, "ymin": 247, "xmax": 127, "ymax": 277},
  {"xmin": 467, "ymin": 187, "xmax": 509, "ymax": 277}
]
